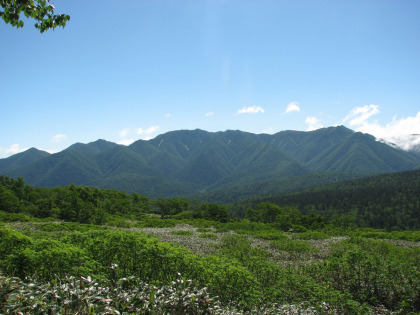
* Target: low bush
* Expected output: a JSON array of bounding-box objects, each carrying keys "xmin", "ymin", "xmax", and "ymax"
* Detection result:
[
  {"xmin": 270, "ymin": 239, "xmax": 316, "ymax": 253},
  {"xmin": 198, "ymin": 232, "xmax": 217, "ymax": 239},
  {"xmin": 294, "ymin": 231, "xmax": 329, "ymax": 240},
  {"xmin": 170, "ymin": 230, "xmax": 194, "ymax": 236}
]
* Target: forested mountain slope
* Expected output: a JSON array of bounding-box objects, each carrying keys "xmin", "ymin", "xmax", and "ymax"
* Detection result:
[
  {"xmin": 0, "ymin": 148, "xmax": 50, "ymax": 173},
  {"xmin": 234, "ymin": 169, "xmax": 420, "ymax": 230},
  {"xmin": 1, "ymin": 127, "xmax": 419, "ymax": 198}
]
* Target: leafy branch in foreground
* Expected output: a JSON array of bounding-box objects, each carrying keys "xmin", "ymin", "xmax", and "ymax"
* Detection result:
[
  {"xmin": 0, "ymin": 273, "xmax": 240, "ymax": 314},
  {"xmin": 0, "ymin": 0, "xmax": 70, "ymax": 32}
]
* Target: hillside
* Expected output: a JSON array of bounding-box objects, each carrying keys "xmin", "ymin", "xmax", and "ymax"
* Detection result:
[
  {"xmin": 0, "ymin": 148, "xmax": 50, "ymax": 173},
  {"xmin": 233, "ymin": 169, "xmax": 420, "ymax": 230},
  {"xmin": 1, "ymin": 126, "xmax": 419, "ymax": 199},
  {"xmin": 0, "ymin": 175, "xmax": 419, "ymax": 314}
]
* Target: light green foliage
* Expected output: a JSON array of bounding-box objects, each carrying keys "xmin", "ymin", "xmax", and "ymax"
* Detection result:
[
  {"xmin": 294, "ymin": 231, "xmax": 329, "ymax": 240},
  {"xmin": 253, "ymin": 229, "xmax": 288, "ymax": 240},
  {"xmin": 0, "ymin": 210, "xmax": 31, "ymax": 222},
  {"xmin": 135, "ymin": 217, "xmax": 178, "ymax": 228},
  {"xmin": 270, "ymin": 239, "xmax": 316, "ymax": 253},
  {"xmin": 0, "ymin": 224, "xmax": 32, "ymax": 258},
  {"xmin": 0, "ymin": 222, "xmax": 419, "ymax": 313},
  {"xmin": 316, "ymin": 237, "xmax": 420, "ymax": 312},
  {"xmin": 106, "ymin": 217, "xmax": 132, "ymax": 228},
  {"xmin": 0, "ymin": 0, "xmax": 70, "ymax": 32}
]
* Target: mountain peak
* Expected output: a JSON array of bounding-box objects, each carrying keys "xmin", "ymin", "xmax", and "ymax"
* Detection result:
[
  {"xmin": 65, "ymin": 139, "xmax": 119, "ymax": 155},
  {"xmin": 2, "ymin": 127, "xmax": 419, "ymax": 199}
]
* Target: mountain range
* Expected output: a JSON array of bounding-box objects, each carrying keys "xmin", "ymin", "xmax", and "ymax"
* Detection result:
[{"xmin": 1, "ymin": 126, "xmax": 419, "ymax": 200}]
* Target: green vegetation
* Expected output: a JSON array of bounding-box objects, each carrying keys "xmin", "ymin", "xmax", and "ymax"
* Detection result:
[
  {"xmin": 0, "ymin": 0, "xmax": 70, "ymax": 32},
  {"xmin": 1, "ymin": 220, "xmax": 419, "ymax": 314},
  {"xmin": 235, "ymin": 169, "xmax": 420, "ymax": 230},
  {"xmin": 0, "ymin": 175, "xmax": 419, "ymax": 313},
  {"xmin": 2, "ymin": 127, "xmax": 419, "ymax": 200}
]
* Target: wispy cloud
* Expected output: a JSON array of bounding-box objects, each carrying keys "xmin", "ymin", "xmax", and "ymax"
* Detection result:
[
  {"xmin": 206, "ymin": 112, "xmax": 214, "ymax": 117},
  {"xmin": 305, "ymin": 116, "xmax": 323, "ymax": 131},
  {"xmin": 0, "ymin": 144, "xmax": 29, "ymax": 158},
  {"xmin": 136, "ymin": 126, "xmax": 160, "ymax": 135},
  {"xmin": 237, "ymin": 106, "xmax": 265, "ymax": 114},
  {"xmin": 51, "ymin": 134, "xmax": 68, "ymax": 143},
  {"xmin": 119, "ymin": 128, "xmax": 130, "ymax": 137},
  {"xmin": 165, "ymin": 113, "xmax": 171, "ymax": 117},
  {"xmin": 285, "ymin": 102, "xmax": 300, "ymax": 113},
  {"xmin": 343, "ymin": 104, "xmax": 380, "ymax": 126}
]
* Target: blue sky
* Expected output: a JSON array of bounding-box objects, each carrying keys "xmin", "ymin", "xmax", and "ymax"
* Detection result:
[{"xmin": 1, "ymin": 0, "xmax": 419, "ymax": 158}]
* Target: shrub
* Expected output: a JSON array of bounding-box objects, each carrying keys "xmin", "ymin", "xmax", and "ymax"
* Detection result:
[
  {"xmin": 198, "ymin": 233, "xmax": 217, "ymax": 239},
  {"xmin": 318, "ymin": 237, "xmax": 420, "ymax": 311},
  {"xmin": 107, "ymin": 218, "xmax": 133, "ymax": 228},
  {"xmin": 170, "ymin": 230, "xmax": 193, "ymax": 236},
  {"xmin": 270, "ymin": 239, "xmax": 315, "ymax": 253},
  {"xmin": 294, "ymin": 231, "xmax": 329, "ymax": 240},
  {"xmin": 253, "ymin": 230, "xmax": 288, "ymax": 240},
  {"xmin": 135, "ymin": 218, "xmax": 177, "ymax": 228}
]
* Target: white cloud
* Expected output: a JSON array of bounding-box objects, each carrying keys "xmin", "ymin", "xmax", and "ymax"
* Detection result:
[
  {"xmin": 40, "ymin": 148, "xmax": 59, "ymax": 154},
  {"xmin": 343, "ymin": 104, "xmax": 380, "ymax": 126},
  {"xmin": 119, "ymin": 128, "xmax": 130, "ymax": 137},
  {"xmin": 262, "ymin": 127, "xmax": 274, "ymax": 134},
  {"xmin": 0, "ymin": 144, "xmax": 29, "ymax": 158},
  {"xmin": 146, "ymin": 126, "xmax": 159, "ymax": 134},
  {"xmin": 285, "ymin": 102, "xmax": 300, "ymax": 113},
  {"xmin": 206, "ymin": 112, "xmax": 214, "ymax": 117},
  {"xmin": 117, "ymin": 139, "xmax": 135, "ymax": 146},
  {"xmin": 51, "ymin": 134, "xmax": 68, "ymax": 143},
  {"xmin": 344, "ymin": 108, "xmax": 420, "ymax": 151},
  {"xmin": 165, "ymin": 113, "xmax": 171, "ymax": 117},
  {"xmin": 237, "ymin": 106, "xmax": 265, "ymax": 114},
  {"xmin": 136, "ymin": 126, "xmax": 160, "ymax": 135},
  {"xmin": 305, "ymin": 116, "xmax": 324, "ymax": 131}
]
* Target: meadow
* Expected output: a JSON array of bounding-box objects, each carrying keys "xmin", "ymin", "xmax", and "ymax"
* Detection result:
[
  {"xmin": 1, "ymin": 218, "xmax": 419, "ymax": 314},
  {"xmin": 0, "ymin": 176, "xmax": 419, "ymax": 314}
]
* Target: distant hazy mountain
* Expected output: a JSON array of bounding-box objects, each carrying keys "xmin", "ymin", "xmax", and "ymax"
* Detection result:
[{"xmin": 1, "ymin": 126, "xmax": 419, "ymax": 199}]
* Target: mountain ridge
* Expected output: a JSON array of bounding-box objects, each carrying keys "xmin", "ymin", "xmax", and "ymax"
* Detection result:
[{"xmin": 1, "ymin": 126, "xmax": 419, "ymax": 199}]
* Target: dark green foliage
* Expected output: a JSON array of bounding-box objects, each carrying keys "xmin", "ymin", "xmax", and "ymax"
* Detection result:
[
  {"xmin": 0, "ymin": 0, "xmax": 70, "ymax": 32},
  {"xmin": 0, "ymin": 176, "xmax": 231, "ymax": 224},
  {"xmin": 238, "ymin": 169, "xmax": 420, "ymax": 230},
  {"xmin": 201, "ymin": 171, "xmax": 365, "ymax": 204}
]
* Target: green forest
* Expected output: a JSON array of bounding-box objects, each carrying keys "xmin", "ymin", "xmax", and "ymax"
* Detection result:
[{"xmin": 1, "ymin": 174, "xmax": 419, "ymax": 314}]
